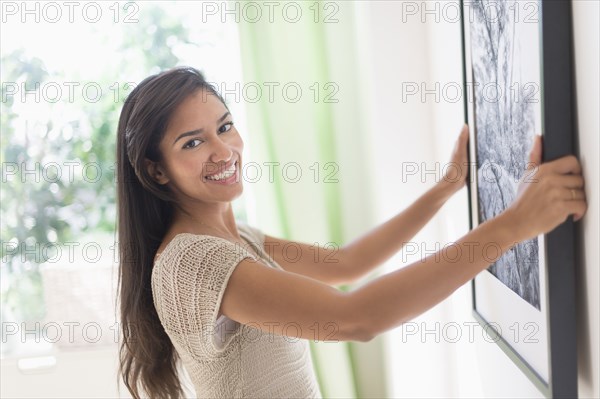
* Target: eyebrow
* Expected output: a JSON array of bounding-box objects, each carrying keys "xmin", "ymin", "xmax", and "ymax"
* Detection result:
[{"xmin": 172, "ymin": 112, "xmax": 231, "ymax": 147}]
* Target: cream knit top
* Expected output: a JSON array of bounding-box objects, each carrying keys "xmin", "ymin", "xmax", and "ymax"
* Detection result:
[{"xmin": 151, "ymin": 221, "xmax": 323, "ymax": 398}]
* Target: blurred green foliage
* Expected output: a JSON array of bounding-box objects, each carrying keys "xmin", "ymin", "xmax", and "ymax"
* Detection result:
[{"xmin": 0, "ymin": 4, "xmax": 198, "ymax": 324}]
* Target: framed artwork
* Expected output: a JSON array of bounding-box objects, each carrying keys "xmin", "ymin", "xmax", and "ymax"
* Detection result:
[{"xmin": 460, "ymin": 0, "xmax": 577, "ymax": 397}]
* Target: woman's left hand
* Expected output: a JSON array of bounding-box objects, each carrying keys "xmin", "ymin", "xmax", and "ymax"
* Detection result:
[{"xmin": 438, "ymin": 124, "xmax": 469, "ymax": 197}]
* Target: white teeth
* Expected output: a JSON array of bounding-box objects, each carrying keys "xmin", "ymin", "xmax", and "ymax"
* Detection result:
[{"xmin": 206, "ymin": 162, "xmax": 237, "ymax": 181}]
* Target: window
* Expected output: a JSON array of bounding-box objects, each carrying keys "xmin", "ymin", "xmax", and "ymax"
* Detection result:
[{"xmin": 1, "ymin": 1, "xmax": 254, "ymax": 362}]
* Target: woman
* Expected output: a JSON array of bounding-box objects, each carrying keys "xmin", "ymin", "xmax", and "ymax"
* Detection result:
[{"xmin": 116, "ymin": 66, "xmax": 587, "ymax": 398}]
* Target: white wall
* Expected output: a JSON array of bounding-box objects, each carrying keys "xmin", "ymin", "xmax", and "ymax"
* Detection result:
[
  {"xmin": 357, "ymin": 0, "xmax": 599, "ymax": 397},
  {"xmin": 354, "ymin": 1, "xmax": 463, "ymax": 397},
  {"xmin": 571, "ymin": 2, "xmax": 600, "ymax": 398}
]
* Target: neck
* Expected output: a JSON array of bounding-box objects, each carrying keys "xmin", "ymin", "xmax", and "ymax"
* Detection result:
[{"xmin": 171, "ymin": 201, "xmax": 240, "ymax": 239}]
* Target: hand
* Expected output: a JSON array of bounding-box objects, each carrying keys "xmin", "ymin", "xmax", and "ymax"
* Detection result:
[
  {"xmin": 438, "ymin": 124, "xmax": 469, "ymax": 197},
  {"xmin": 503, "ymin": 135, "xmax": 587, "ymax": 242}
]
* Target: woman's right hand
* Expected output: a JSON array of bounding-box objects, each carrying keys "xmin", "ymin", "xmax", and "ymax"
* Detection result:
[{"xmin": 503, "ymin": 135, "xmax": 587, "ymax": 242}]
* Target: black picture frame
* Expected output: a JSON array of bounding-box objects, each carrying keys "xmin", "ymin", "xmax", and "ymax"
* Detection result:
[{"xmin": 460, "ymin": 1, "xmax": 577, "ymax": 397}]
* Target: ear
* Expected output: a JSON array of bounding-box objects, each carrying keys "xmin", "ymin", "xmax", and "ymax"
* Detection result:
[{"xmin": 144, "ymin": 158, "xmax": 170, "ymax": 185}]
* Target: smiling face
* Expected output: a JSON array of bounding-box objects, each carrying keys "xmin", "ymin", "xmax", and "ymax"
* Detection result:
[{"xmin": 146, "ymin": 89, "xmax": 244, "ymax": 208}]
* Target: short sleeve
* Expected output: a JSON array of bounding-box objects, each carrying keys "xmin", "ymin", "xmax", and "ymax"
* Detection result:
[
  {"xmin": 151, "ymin": 235, "xmax": 258, "ymax": 359},
  {"xmin": 237, "ymin": 221, "xmax": 285, "ymax": 271}
]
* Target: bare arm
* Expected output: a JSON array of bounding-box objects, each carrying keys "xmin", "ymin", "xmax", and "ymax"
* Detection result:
[
  {"xmin": 263, "ymin": 126, "xmax": 471, "ymax": 286},
  {"xmin": 343, "ymin": 125, "xmax": 470, "ymax": 283},
  {"xmin": 221, "ymin": 136, "xmax": 587, "ymax": 343},
  {"xmin": 263, "ymin": 234, "xmax": 350, "ymax": 286},
  {"xmin": 350, "ymin": 210, "xmax": 516, "ymax": 339},
  {"xmin": 350, "ymin": 136, "xmax": 587, "ymax": 338},
  {"xmin": 262, "ymin": 183, "xmax": 449, "ymax": 287},
  {"xmin": 223, "ymin": 210, "xmax": 516, "ymax": 343}
]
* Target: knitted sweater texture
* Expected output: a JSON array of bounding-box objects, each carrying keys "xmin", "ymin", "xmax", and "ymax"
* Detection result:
[{"xmin": 151, "ymin": 222, "xmax": 322, "ymax": 398}]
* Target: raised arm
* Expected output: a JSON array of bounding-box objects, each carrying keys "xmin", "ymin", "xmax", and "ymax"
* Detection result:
[
  {"xmin": 356, "ymin": 142, "xmax": 586, "ymax": 338},
  {"xmin": 221, "ymin": 136, "xmax": 587, "ymax": 343},
  {"xmin": 261, "ymin": 181, "xmax": 457, "ymax": 287},
  {"xmin": 343, "ymin": 124, "xmax": 471, "ymax": 281},
  {"xmin": 222, "ymin": 210, "xmax": 512, "ymax": 343},
  {"xmin": 261, "ymin": 126, "xmax": 470, "ymax": 287}
]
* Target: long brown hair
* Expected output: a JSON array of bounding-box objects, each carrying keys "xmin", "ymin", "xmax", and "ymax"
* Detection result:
[{"xmin": 115, "ymin": 66, "xmax": 227, "ymax": 398}]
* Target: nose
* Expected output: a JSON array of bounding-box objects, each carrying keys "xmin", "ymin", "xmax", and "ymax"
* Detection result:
[{"xmin": 208, "ymin": 137, "xmax": 233, "ymax": 164}]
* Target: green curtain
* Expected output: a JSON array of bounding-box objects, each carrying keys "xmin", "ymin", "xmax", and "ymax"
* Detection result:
[{"xmin": 235, "ymin": 1, "xmax": 388, "ymax": 397}]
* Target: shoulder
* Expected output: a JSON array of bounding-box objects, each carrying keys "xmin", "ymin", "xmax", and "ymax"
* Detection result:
[
  {"xmin": 155, "ymin": 220, "xmax": 263, "ymax": 257},
  {"xmin": 150, "ymin": 232, "xmax": 259, "ymax": 320},
  {"xmin": 150, "ymin": 228, "xmax": 264, "ymax": 348},
  {"xmin": 154, "ymin": 232, "xmax": 257, "ymax": 271},
  {"xmin": 151, "ymin": 221, "xmax": 266, "ymax": 289}
]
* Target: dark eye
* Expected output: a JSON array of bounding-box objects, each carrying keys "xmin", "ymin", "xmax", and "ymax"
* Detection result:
[
  {"xmin": 183, "ymin": 139, "xmax": 202, "ymax": 149},
  {"xmin": 219, "ymin": 122, "xmax": 234, "ymax": 133}
]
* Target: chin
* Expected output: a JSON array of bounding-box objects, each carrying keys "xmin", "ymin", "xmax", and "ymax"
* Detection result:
[{"xmin": 212, "ymin": 186, "xmax": 244, "ymax": 202}]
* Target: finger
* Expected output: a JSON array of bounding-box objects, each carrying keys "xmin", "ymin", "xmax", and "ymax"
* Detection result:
[
  {"xmin": 564, "ymin": 188, "xmax": 586, "ymax": 201},
  {"xmin": 461, "ymin": 124, "xmax": 469, "ymax": 139},
  {"xmin": 459, "ymin": 127, "xmax": 469, "ymax": 150},
  {"xmin": 555, "ymin": 174, "xmax": 585, "ymax": 189},
  {"xmin": 549, "ymin": 155, "xmax": 582, "ymax": 175},
  {"xmin": 567, "ymin": 200, "xmax": 587, "ymax": 222},
  {"xmin": 528, "ymin": 135, "xmax": 542, "ymax": 167},
  {"xmin": 455, "ymin": 125, "xmax": 468, "ymax": 150}
]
